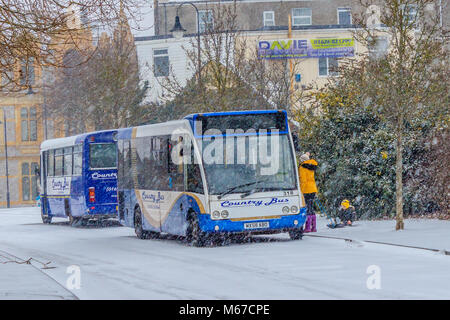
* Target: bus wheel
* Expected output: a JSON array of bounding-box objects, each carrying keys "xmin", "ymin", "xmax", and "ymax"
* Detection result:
[
  {"xmin": 69, "ymin": 214, "xmax": 81, "ymax": 227},
  {"xmin": 134, "ymin": 207, "xmax": 148, "ymax": 239},
  {"xmin": 288, "ymin": 228, "xmax": 303, "ymax": 240},
  {"xmin": 186, "ymin": 212, "xmax": 206, "ymax": 247},
  {"xmin": 41, "ymin": 211, "xmax": 52, "ymax": 224}
]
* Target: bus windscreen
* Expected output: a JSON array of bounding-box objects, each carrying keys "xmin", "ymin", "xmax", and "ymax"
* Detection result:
[{"xmin": 194, "ymin": 112, "xmax": 288, "ymax": 137}]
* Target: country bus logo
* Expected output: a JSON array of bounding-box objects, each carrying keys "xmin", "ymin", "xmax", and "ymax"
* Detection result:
[
  {"xmin": 220, "ymin": 197, "xmax": 289, "ymax": 208},
  {"xmin": 91, "ymin": 172, "xmax": 117, "ymax": 180},
  {"xmin": 142, "ymin": 191, "xmax": 165, "ymax": 203},
  {"xmin": 51, "ymin": 178, "xmax": 70, "ymax": 191}
]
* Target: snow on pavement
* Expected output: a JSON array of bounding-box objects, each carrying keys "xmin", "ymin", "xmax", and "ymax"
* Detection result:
[
  {"xmin": 0, "ymin": 259, "xmax": 76, "ymax": 300},
  {"xmin": 0, "ymin": 207, "xmax": 449, "ymax": 299}
]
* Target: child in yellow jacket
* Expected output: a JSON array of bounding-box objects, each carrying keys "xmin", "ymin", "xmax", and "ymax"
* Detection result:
[{"xmin": 299, "ymin": 152, "xmax": 318, "ymax": 232}]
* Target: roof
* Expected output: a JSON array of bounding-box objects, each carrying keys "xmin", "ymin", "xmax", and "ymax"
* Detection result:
[{"xmin": 40, "ymin": 130, "xmax": 117, "ymax": 151}]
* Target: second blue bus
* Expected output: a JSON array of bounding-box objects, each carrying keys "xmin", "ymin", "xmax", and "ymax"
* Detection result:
[{"xmin": 39, "ymin": 130, "xmax": 118, "ymax": 226}]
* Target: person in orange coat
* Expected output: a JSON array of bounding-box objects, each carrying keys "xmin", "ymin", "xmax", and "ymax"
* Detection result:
[{"xmin": 299, "ymin": 152, "xmax": 318, "ymax": 232}]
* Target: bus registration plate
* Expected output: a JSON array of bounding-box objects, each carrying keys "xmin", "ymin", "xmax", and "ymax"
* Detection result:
[{"xmin": 244, "ymin": 221, "xmax": 269, "ymax": 229}]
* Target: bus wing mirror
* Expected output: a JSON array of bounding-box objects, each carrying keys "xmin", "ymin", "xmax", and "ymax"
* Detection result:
[
  {"xmin": 34, "ymin": 167, "xmax": 40, "ymax": 176},
  {"xmin": 292, "ymin": 132, "xmax": 301, "ymax": 152}
]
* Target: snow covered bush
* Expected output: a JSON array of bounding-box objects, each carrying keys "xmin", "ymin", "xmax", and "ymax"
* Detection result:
[{"xmin": 295, "ymin": 90, "xmax": 445, "ymax": 219}]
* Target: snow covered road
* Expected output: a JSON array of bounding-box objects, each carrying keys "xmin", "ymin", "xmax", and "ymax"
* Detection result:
[{"xmin": 1, "ymin": 207, "xmax": 450, "ymax": 299}]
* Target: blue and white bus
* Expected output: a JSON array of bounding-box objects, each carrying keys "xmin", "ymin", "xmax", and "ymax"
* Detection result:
[
  {"xmin": 117, "ymin": 110, "xmax": 306, "ymax": 246},
  {"xmin": 39, "ymin": 130, "xmax": 118, "ymax": 225}
]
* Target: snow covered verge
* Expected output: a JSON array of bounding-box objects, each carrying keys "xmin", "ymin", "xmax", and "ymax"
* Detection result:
[{"xmin": 0, "ymin": 261, "xmax": 76, "ymax": 300}]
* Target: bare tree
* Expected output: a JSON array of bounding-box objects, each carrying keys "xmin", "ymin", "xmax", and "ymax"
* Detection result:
[
  {"xmin": 46, "ymin": 17, "xmax": 150, "ymax": 135},
  {"xmin": 0, "ymin": 0, "xmax": 146, "ymax": 90},
  {"xmin": 307, "ymin": 0, "xmax": 448, "ymax": 229},
  {"xmin": 157, "ymin": 1, "xmax": 304, "ymax": 117}
]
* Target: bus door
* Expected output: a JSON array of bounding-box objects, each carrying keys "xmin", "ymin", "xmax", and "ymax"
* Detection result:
[{"xmin": 40, "ymin": 151, "xmax": 47, "ymax": 212}]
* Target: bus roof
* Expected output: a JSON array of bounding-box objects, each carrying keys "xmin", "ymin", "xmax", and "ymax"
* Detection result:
[
  {"xmin": 40, "ymin": 130, "xmax": 117, "ymax": 151},
  {"xmin": 117, "ymin": 120, "xmax": 191, "ymax": 139}
]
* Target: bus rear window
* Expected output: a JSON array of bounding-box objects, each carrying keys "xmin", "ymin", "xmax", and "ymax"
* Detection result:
[{"xmin": 90, "ymin": 143, "xmax": 117, "ymax": 169}]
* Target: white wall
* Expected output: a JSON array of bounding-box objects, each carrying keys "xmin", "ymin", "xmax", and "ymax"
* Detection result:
[{"xmin": 135, "ymin": 36, "xmax": 195, "ymax": 103}]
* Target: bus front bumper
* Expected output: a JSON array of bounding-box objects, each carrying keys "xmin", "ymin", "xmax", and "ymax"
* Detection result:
[{"xmin": 197, "ymin": 207, "xmax": 307, "ymax": 234}]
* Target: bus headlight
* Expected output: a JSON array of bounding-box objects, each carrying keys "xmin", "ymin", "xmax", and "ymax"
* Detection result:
[
  {"xmin": 221, "ymin": 210, "xmax": 229, "ymax": 219},
  {"xmin": 291, "ymin": 205, "xmax": 298, "ymax": 213},
  {"xmin": 282, "ymin": 206, "xmax": 290, "ymax": 214},
  {"xmin": 212, "ymin": 211, "xmax": 220, "ymax": 219}
]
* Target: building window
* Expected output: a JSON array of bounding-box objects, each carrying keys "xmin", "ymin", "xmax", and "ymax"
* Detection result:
[
  {"xmin": 21, "ymin": 107, "xmax": 37, "ymax": 141},
  {"xmin": 338, "ymin": 8, "xmax": 352, "ymax": 25},
  {"xmin": 263, "ymin": 11, "xmax": 275, "ymax": 27},
  {"xmin": 319, "ymin": 58, "xmax": 339, "ymax": 76},
  {"xmin": 19, "ymin": 57, "xmax": 35, "ymax": 86},
  {"xmin": 368, "ymin": 37, "xmax": 389, "ymax": 59},
  {"xmin": 198, "ymin": 10, "xmax": 213, "ymax": 33},
  {"xmin": 1, "ymin": 69, "xmax": 13, "ymax": 87},
  {"xmin": 153, "ymin": 49, "xmax": 169, "ymax": 77},
  {"xmin": 402, "ymin": 4, "xmax": 418, "ymax": 28},
  {"xmin": 22, "ymin": 162, "xmax": 39, "ymax": 201},
  {"xmin": 292, "ymin": 8, "xmax": 312, "ymax": 26}
]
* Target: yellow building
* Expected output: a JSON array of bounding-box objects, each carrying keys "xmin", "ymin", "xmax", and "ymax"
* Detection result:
[{"xmin": 0, "ymin": 8, "xmax": 94, "ymax": 207}]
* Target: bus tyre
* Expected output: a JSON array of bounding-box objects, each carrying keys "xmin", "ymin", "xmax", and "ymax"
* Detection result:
[
  {"xmin": 41, "ymin": 211, "xmax": 52, "ymax": 224},
  {"xmin": 69, "ymin": 214, "xmax": 81, "ymax": 227},
  {"xmin": 134, "ymin": 207, "xmax": 148, "ymax": 239},
  {"xmin": 186, "ymin": 212, "xmax": 207, "ymax": 247},
  {"xmin": 289, "ymin": 228, "xmax": 303, "ymax": 240}
]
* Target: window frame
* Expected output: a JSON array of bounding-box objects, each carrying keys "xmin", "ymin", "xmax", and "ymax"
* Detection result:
[
  {"xmin": 21, "ymin": 161, "xmax": 39, "ymax": 201},
  {"xmin": 368, "ymin": 36, "xmax": 389, "ymax": 59},
  {"xmin": 402, "ymin": 4, "xmax": 419, "ymax": 29},
  {"xmin": 21, "ymin": 106, "xmax": 37, "ymax": 142},
  {"xmin": 292, "ymin": 8, "xmax": 312, "ymax": 26},
  {"xmin": 337, "ymin": 7, "xmax": 352, "ymax": 25},
  {"xmin": 198, "ymin": 9, "xmax": 213, "ymax": 33},
  {"xmin": 318, "ymin": 57, "xmax": 339, "ymax": 77},
  {"xmin": 153, "ymin": 48, "xmax": 169, "ymax": 78},
  {"xmin": 263, "ymin": 11, "xmax": 275, "ymax": 27},
  {"xmin": 19, "ymin": 57, "xmax": 35, "ymax": 86}
]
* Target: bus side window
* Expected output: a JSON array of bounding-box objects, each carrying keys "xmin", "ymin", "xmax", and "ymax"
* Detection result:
[
  {"xmin": 73, "ymin": 145, "xmax": 82, "ymax": 175},
  {"xmin": 47, "ymin": 150, "xmax": 54, "ymax": 177},
  {"xmin": 54, "ymin": 148, "xmax": 63, "ymax": 176},
  {"xmin": 167, "ymin": 137, "xmax": 184, "ymax": 191},
  {"xmin": 123, "ymin": 140, "xmax": 132, "ymax": 189},
  {"xmin": 186, "ymin": 147, "xmax": 204, "ymax": 194},
  {"xmin": 117, "ymin": 140, "xmax": 124, "ymax": 188},
  {"xmin": 63, "ymin": 147, "xmax": 73, "ymax": 176}
]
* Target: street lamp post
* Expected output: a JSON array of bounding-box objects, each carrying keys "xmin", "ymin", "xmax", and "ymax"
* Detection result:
[
  {"xmin": 0, "ymin": 110, "xmax": 11, "ymax": 208},
  {"xmin": 170, "ymin": 2, "xmax": 202, "ymax": 86}
]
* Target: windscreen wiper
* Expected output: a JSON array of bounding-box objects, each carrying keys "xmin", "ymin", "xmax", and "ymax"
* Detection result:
[
  {"xmin": 240, "ymin": 186, "xmax": 292, "ymax": 199},
  {"xmin": 240, "ymin": 187, "xmax": 279, "ymax": 199},
  {"xmin": 216, "ymin": 177, "xmax": 271, "ymax": 200}
]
